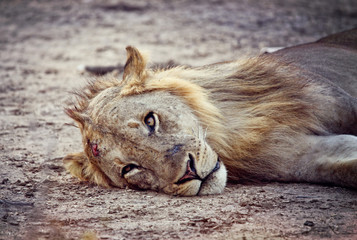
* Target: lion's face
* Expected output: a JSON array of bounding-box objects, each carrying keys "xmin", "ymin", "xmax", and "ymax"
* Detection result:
[
  {"xmin": 80, "ymin": 89, "xmax": 226, "ymax": 196},
  {"xmin": 64, "ymin": 47, "xmax": 227, "ymax": 196}
]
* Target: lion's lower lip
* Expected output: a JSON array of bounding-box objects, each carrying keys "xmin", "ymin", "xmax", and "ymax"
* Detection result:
[
  {"xmin": 196, "ymin": 158, "xmax": 222, "ymax": 195},
  {"xmin": 202, "ymin": 159, "xmax": 220, "ymax": 182},
  {"xmin": 211, "ymin": 160, "xmax": 220, "ymax": 173}
]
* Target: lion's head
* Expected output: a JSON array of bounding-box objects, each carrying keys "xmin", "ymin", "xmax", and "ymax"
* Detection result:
[{"xmin": 64, "ymin": 47, "xmax": 227, "ymax": 196}]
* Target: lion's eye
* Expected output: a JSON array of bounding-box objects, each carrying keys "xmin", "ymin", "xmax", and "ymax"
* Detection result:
[
  {"xmin": 146, "ymin": 116, "xmax": 155, "ymax": 127},
  {"xmin": 121, "ymin": 164, "xmax": 138, "ymax": 176},
  {"xmin": 144, "ymin": 112, "xmax": 156, "ymax": 131}
]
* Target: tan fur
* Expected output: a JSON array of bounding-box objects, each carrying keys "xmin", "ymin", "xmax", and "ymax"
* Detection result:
[
  {"xmin": 64, "ymin": 30, "xmax": 357, "ymax": 195},
  {"xmin": 121, "ymin": 46, "xmax": 149, "ymax": 96},
  {"xmin": 63, "ymin": 152, "xmax": 111, "ymax": 187}
]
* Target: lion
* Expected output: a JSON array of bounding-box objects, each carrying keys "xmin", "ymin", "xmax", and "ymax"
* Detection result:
[{"xmin": 63, "ymin": 29, "xmax": 357, "ymax": 196}]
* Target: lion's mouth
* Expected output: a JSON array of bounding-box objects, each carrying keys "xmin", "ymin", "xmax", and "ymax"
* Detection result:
[{"xmin": 175, "ymin": 154, "xmax": 221, "ymax": 185}]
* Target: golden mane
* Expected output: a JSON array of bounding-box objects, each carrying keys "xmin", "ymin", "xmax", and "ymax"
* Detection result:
[{"xmin": 146, "ymin": 55, "xmax": 331, "ymax": 181}]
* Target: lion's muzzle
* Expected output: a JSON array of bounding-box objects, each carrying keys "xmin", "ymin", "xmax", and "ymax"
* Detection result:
[
  {"xmin": 175, "ymin": 153, "xmax": 201, "ymax": 184},
  {"xmin": 175, "ymin": 153, "xmax": 221, "ymax": 186}
]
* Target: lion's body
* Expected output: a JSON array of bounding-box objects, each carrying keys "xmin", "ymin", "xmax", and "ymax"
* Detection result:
[
  {"xmin": 166, "ymin": 34, "xmax": 357, "ymax": 183},
  {"xmin": 64, "ymin": 29, "xmax": 357, "ymax": 195}
]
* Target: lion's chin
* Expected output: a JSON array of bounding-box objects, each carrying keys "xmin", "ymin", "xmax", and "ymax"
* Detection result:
[{"xmin": 197, "ymin": 162, "xmax": 227, "ymax": 195}]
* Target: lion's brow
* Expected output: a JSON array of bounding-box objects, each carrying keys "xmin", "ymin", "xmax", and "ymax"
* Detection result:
[
  {"xmin": 85, "ymin": 121, "xmax": 125, "ymax": 140},
  {"xmin": 84, "ymin": 121, "xmax": 161, "ymax": 154}
]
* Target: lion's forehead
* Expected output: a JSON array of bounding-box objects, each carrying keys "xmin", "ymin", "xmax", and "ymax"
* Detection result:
[{"xmin": 88, "ymin": 89, "xmax": 191, "ymax": 124}]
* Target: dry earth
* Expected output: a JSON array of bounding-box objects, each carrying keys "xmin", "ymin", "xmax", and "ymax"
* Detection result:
[{"xmin": 1, "ymin": 0, "xmax": 357, "ymax": 239}]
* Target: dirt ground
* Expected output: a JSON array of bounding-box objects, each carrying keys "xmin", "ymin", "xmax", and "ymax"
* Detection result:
[{"xmin": 1, "ymin": 0, "xmax": 357, "ymax": 239}]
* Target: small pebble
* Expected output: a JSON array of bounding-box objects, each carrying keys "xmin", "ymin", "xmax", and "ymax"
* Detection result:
[{"xmin": 304, "ymin": 221, "xmax": 315, "ymax": 227}]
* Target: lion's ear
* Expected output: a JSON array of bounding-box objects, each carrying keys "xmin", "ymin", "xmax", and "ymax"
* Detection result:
[
  {"xmin": 123, "ymin": 46, "xmax": 147, "ymax": 80},
  {"xmin": 63, "ymin": 152, "xmax": 111, "ymax": 188},
  {"xmin": 120, "ymin": 46, "xmax": 148, "ymax": 96}
]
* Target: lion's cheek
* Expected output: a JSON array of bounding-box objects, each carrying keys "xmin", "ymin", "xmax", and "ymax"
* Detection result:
[{"xmin": 126, "ymin": 170, "xmax": 160, "ymax": 191}]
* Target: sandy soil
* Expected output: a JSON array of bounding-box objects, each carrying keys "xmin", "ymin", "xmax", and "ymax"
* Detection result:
[{"xmin": 1, "ymin": 0, "xmax": 357, "ymax": 239}]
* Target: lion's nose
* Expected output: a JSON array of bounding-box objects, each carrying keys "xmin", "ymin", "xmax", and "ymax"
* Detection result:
[{"xmin": 175, "ymin": 153, "xmax": 201, "ymax": 184}]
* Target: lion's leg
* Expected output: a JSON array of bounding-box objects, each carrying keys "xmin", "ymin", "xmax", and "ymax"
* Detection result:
[
  {"xmin": 63, "ymin": 152, "xmax": 111, "ymax": 187},
  {"xmin": 292, "ymin": 134, "xmax": 357, "ymax": 189}
]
